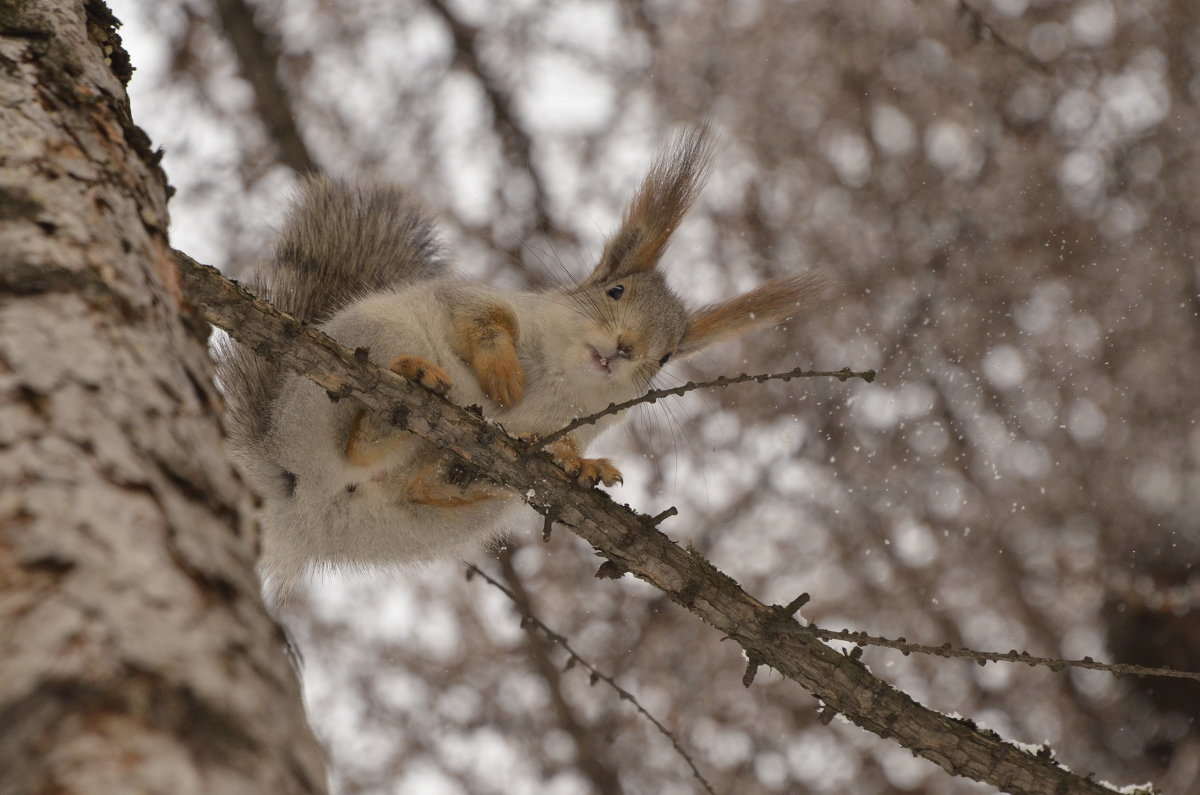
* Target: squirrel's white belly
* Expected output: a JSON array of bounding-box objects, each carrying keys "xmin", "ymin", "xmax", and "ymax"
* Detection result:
[{"xmin": 259, "ymin": 425, "xmax": 524, "ymax": 596}]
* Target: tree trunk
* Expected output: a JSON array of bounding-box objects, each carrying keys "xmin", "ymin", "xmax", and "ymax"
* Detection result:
[{"xmin": 0, "ymin": 3, "xmax": 325, "ymax": 793}]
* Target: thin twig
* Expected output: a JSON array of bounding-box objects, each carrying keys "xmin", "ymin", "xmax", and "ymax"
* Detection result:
[
  {"xmin": 810, "ymin": 624, "xmax": 1200, "ymax": 682},
  {"xmin": 495, "ymin": 550, "xmax": 626, "ymax": 794},
  {"xmin": 467, "ymin": 563, "xmax": 718, "ymax": 795},
  {"xmin": 535, "ymin": 366, "xmax": 875, "ymax": 448}
]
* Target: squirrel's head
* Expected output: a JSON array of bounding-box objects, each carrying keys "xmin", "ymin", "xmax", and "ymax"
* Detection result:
[{"xmin": 560, "ymin": 125, "xmax": 835, "ymax": 395}]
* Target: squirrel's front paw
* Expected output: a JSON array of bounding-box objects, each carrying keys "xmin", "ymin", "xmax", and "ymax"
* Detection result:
[
  {"xmin": 544, "ymin": 437, "xmax": 623, "ymax": 488},
  {"xmin": 474, "ymin": 348, "xmax": 526, "ymax": 407},
  {"xmin": 389, "ymin": 355, "xmax": 453, "ymax": 395}
]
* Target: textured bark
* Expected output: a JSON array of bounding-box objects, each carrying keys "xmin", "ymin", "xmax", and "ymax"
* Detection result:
[
  {"xmin": 0, "ymin": 3, "xmax": 325, "ymax": 794},
  {"xmin": 178, "ymin": 253, "xmax": 1138, "ymax": 795}
]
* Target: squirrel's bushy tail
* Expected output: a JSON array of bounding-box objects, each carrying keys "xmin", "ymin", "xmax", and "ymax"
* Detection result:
[
  {"xmin": 220, "ymin": 176, "xmax": 446, "ymax": 456},
  {"xmin": 260, "ymin": 176, "xmax": 445, "ymax": 323}
]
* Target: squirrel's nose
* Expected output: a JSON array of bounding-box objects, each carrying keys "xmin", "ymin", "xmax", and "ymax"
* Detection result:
[{"xmin": 616, "ymin": 336, "xmax": 634, "ymax": 359}]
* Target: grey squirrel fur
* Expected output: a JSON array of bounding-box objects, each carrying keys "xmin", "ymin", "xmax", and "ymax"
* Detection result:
[{"xmin": 219, "ymin": 127, "xmax": 834, "ymax": 601}]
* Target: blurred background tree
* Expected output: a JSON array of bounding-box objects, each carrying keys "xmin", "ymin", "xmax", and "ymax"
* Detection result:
[{"xmin": 111, "ymin": 0, "xmax": 1200, "ymax": 791}]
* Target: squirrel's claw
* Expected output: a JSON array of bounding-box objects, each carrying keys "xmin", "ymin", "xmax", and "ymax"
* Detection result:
[
  {"xmin": 578, "ymin": 458, "xmax": 623, "ymax": 488},
  {"xmin": 389, "ymin": 354, "xmax": 453, "ymax": 396},
  {"xmin": 542, "ymin": 436, "xmax": 622, "ymax": 488}
]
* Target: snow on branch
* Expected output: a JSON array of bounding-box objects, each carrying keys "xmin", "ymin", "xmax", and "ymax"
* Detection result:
[{"xmin": 176, "ymin": 250, "xmax": 1140, "ymax": 795}]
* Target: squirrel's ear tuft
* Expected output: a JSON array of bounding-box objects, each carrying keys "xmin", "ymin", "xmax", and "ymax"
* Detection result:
[
  {"xmin": 585, "ymin": 126, "xmax": 717, "ymax": 285},
  {"xmin": 678, "ymin": 270, "xmax": 839, "ymax": 356}
]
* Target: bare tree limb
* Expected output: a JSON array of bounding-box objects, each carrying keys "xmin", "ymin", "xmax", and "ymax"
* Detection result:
[
  {"xmin": 425, "ymin": 0, "xmax": 556, "ymax": 238},
  {"xmin": 176, "ymin": 251, "xmax": 1146, "ymax": 795},
  {"xmin": 617, "ymin": 0, "xmax": 661, "ymax": 48},
  {"xmin": 956, "ymin": 0, "xmax": 1050, "ymax": 75},
  {"xmin": 210, "ymin": 0, "xmax": 318, "ymax": 174}
]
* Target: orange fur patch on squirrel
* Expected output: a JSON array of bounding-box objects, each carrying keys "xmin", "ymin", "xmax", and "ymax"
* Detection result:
[
  {"xmin": 406, "ymin": 460, "xmax": 504, "ymax": 507},
  {"xmin": 345, "ymin": 409, "xmax": 406, "ymax": 466},
  {"xmin": 455, "ymin": 304, "xmax": 526, "ymax": 406}
]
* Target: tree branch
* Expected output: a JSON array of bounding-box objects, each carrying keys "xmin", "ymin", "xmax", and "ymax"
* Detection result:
[
  {"xmin": 176, "ymin": 251, "xmax": 1143, "ymax": 795},
  {"xmin": 210, "ymin": 0, "xmax": 318, "ymax": 174},
  {"xmin": 425, "ymin": 0, "xmax": 556, "ymax": 237},
  {"xmin": 955, "ymin": 0, "xmax": 1050, "ymax": 75}
]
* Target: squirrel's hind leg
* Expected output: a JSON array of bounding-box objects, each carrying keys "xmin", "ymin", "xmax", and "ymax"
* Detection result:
[
  {"xmin": 345, "ymin": 409, "xmax": 406, "ymax": 467},
  {"xmin": 406, "ymin": 458, "xmax": 507, "ymax": 507}
]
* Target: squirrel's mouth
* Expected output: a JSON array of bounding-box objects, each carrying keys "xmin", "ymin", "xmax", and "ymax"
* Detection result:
[{"xmin": 586, "ymin": 345, "xmax": 613, "ymax": 375}]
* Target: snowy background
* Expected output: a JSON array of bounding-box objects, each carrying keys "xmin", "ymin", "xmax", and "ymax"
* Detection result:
[{"xmin": 108, "ymin": 0, "xmax": 1200, "ymax": 792}]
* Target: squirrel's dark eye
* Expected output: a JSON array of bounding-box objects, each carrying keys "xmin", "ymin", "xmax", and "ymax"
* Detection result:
[
  {"xmin": 658, "ymin": 352, "xmax": 672, "ymax": 366},
  {"xmin": 606, "ymin": 284, "xmax": 625, "ymax": 300}
]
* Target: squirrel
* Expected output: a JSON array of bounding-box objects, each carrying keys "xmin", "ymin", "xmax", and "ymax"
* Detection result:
[{"xmin": 219, "ymin": 127, "xmax": 834, "ymax": 601}]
